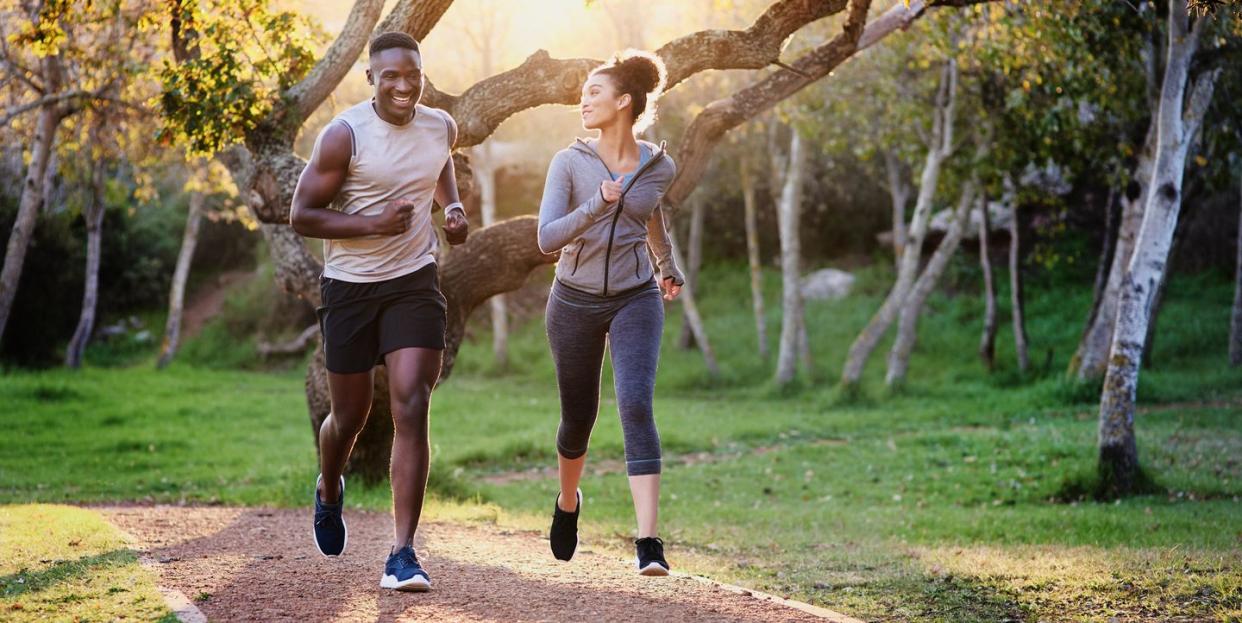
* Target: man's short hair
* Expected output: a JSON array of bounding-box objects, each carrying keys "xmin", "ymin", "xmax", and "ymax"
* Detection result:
[{"xmin": 370, "ymin": 32, "xmax": 420, "ymax": 57}]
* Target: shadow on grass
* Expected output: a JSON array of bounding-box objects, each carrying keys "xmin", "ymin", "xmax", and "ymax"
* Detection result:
[
  {"xmin": 0, "ymin": 549, "xmax": 136, "ymax": 598},
  {"xmin": 1052, "ymin": 463, "xmax": 1163, "ymax": 503},
  {"xmin": 802, "ymin": 551, "xmax": 1033, "ymax": 622}
]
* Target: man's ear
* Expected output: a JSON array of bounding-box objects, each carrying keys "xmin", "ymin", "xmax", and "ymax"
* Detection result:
[{"xmin": 365, "ymin": 68, "xmax": 374, "ymax": 86}]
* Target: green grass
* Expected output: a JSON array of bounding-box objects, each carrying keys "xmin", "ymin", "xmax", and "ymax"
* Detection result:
[
  {"xmin": 0, "ymin": 365, "xmax": 314, "ymax": 505},
  {"xmin": 0, "ymin": 504, "xmax": 173, "ymax": 622},
  {"xmin": 2, "ymin": 261, "xmax": 1240, "ymax": 621}
]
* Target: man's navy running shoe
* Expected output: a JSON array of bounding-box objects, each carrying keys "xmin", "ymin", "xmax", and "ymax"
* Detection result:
[
  {"xmin": 381, "ymin": 545, "xmax": 431, "ymax": 591},
  {"xmin": 313, "ymin": 474, "xmax": 347, "ymax": 557}
]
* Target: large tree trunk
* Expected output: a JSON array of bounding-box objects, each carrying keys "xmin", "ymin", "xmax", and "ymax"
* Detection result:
[
  {"xmin": 775, "ymin": 129, "xmax": 807, "ymax": 385},
  {"xmin": 1231, "ymin": 173, "xmax": 1242, "ymax": 366},
  {"xmin": 841, "ymin": 58, "xmax": 956, "ymax": 389},
  {"xmin": 1009, "ymin": 198, "xmax": 1030, "ymax": 374},
  {"xmin": 884, "ymin": 149, "xmax": 910, "ymax": 270},
  {"xmin": 978, "ymin": 190, "xmax": 998, "ymax": 371},
  {"xmin": 886, "ymin": 181, "xmax": 975, "ymax": 387},
  {"xmin": 473, "ymin": 142, "xmax": 509, "ymax": 369},
  {"xmin": 1071, "ymin": 17, "xmax": 1164, "ymax": 382},
  {"xmin": 1142, "ymin": 124, "xmax": 1209, "ymax": 369},
  {"xmin": 1098, "ymin": 0, "xmax": 1216, "ymax": 497},
  {"xmin": 1079, "ymin": 188, "xmax": 1120, "ymax": 357},
  {"xmin": 157, "ymin": 184, "xmax": 206, "ymax": 369},
  {"xmin": 65, "ymin": 160, "xmax": 106, "ymax": 369},
  {"xmin": 741, "ymin": 155, "xmax": 769, "ymax": 358},
  {"xmin": 1142, "ymin": 193, "xmax": 1195, "ymax": 367},
  {"xmin": 0, "ymin": 56, "xmax": 65, "ymax": 344},
  {"xmin": 678, "ymin": 195, "xmax": 706, "ymax": 349}
]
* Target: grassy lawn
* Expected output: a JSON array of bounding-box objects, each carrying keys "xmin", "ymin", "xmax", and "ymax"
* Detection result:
[
  {"xmin": 2, "ymin": 263, "xmax": 1239, "ymax": 621},
  {"xmin": 0, "ymin": 504, "xmax": 173, "ymax": 622}
]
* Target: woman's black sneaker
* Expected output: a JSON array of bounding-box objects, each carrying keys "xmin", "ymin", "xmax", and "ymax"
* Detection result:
[
  {"xmin": 635, "ymin": 537, "xmax": 669, "ymax": 576},
  {"xmin": 549, "ymin": 489, "xmax": 581, "ymax": 561}
]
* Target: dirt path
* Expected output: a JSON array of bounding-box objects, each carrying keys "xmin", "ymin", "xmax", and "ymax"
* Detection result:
[
  {"xmin": 101, "ymin": 506, "xmax": 860, "ymax": 623},
  {"xmin": 182, "ymin": 270, "xmax": 254, "ymax": 338}
]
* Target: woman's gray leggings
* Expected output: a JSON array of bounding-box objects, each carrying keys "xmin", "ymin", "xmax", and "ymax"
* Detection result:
[{"xmin": 545, "ymin": 280, "xmax": 664, "ymax": 476}]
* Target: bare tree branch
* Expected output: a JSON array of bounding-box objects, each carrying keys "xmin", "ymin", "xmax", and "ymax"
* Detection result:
[
  {"xmin": 376, "ymin": 0, "xmax": 455, "ymax": 38},
  {"xmin": 665, "ymin": 0, "xmax": 875, "ymax": 207},
  {"xmin": 858, "ymin": 0, "xmax": 929, "ymax": 50},
  {"xmin": 665, "ymin": 0, "xmax": 994, "ymax": 208},
  {"xmin": 0, "ymin": 89, "xmax": 89, "ymax": 127},
  {"xmin": 286, "ymin": 0, "xmax": 387, "ymax": 122},
  {"xmin": 427, "ymin": 0, "xmax": 852, "ymax": 147}
]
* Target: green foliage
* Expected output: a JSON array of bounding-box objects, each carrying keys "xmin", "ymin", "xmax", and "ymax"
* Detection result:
[
  {"xmin": 5, "ymin": 1, "xmax": 74, "ymax": 58},
  {"xmin": 157, "ymin": 0, "xmax": 327, "ymax": 155}
]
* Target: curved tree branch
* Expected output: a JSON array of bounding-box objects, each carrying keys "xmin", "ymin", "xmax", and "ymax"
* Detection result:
[
  {"xmin": 286, "ymin": 0, "xmax": 386, "ymax": 122},
  {"xmin": 666, "ymin": 0, "xmax": 875, "ymax": 207},
  {"xmin": 431, "ymin": 0, "xmax": 851, "ymax": 147},
  {"xmin": 376, "ymin": 0, "xmax": 454, "ymax": 38},
  {"xmin": 0, "ymin": 89, "xmax": 88, "ymax": 127},
  {"xmin": 664, "ymin": 0, "xmax": 995, "ymax": 208}
]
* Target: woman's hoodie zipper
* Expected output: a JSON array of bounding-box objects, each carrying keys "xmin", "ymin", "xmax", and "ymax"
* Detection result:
[{"xmin": 572, "ymin": 139, "xmax": 666, "ymax": 295}]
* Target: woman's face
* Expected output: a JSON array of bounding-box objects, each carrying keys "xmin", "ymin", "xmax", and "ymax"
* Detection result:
[{"xmin": 580, "ymin": 73, "xmax": 630, "ymax": 131}]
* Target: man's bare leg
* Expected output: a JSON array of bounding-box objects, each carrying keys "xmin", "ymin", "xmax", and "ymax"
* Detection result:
[
  {"xmin": 319, "ymin": 370, "xmax": 374, "ymax": 503},
  {"xmin": 384, "ymin": 347, "xmax": 442, "ymax": 548}
]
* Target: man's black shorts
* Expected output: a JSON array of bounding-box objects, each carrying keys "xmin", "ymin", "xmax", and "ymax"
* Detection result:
[{"xmin": 316, "ymin": 263, "xmax": 447, "ymax": 374}]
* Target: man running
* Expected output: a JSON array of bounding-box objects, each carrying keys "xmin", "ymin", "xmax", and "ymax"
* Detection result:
[{"xmin": 290, "ymin": 31, "xmax": 467, "ymax": 592}]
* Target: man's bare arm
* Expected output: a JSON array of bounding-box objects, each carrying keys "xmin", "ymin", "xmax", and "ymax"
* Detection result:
[{"xmin": 290, "ymin": 122, "xmax": 412, "ymax": 239}]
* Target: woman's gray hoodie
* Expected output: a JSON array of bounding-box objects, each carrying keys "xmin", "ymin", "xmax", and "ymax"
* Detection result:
[{"xmin": 537, "ymin": 138, "xmax": 685, "ymax": 296}]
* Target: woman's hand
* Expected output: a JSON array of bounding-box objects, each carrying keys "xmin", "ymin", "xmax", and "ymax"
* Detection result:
[
  {"xmin": 660, "ymin": 277, "xmax": 681, "ymax": 301},
  {"xmin": 600, "ymin": 179, "xmax": 623, "ymax": 203}
]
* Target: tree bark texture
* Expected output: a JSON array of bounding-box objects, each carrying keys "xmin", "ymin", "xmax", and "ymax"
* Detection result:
[
  {"xmin": 841, "ymin": 58, "xmax": 957, "ymax": 388},
  {"xmin": 775, "ymin": 130, "xmax": 807, "ymax": 385},
  {"xmin": 1071, "ymin": 28, "xmax": 1162, "ymax": 382},
  {"xmin": 885, "ymin": 181, "xmax": 975, "ymax": 387},
  {"xmin": 0, "ymin": 55, "xmax": 65, "ymax": 345},
  {"xmin": 741, "ymin": 156, "xmax": 769, "ymax": 359},
  {"xmin": 1077, "ymin": 188, "xmax": 1120, "ymax": 370},
  {"xmin": 678, "ymin": 195, "xmax": 705, "ymax": 350},
  {"xmin": 1098, "ymin": 0, "xmax": 1216, "ymax": 497},
  {"xmin": 884, "ymin": 149, "xmax": 911, "ymax": 270},
  {"xmin": 158, "ymin": 185, "xmax": 206, "ymax": 369},
  {"xmin": 1009, "ymin": 202, "xmax": 1029, "ymax": 374},
  {"xmin": 65, "ymin": 160, "xmax": 107, "ymax": 369},
  {"xmin": 978, "ymin": 190, "xmax": 998, "ymax": 371}
]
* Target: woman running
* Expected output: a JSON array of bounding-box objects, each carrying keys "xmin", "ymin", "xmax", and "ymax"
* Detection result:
[{"xmin": 536, "ymin": 49, "xmax": 684, "ymax": 576}]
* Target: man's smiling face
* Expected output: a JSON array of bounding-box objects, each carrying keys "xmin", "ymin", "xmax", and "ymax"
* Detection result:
[{"xmin": 367, "ymin": 47, "xmax": 424, "ymax": 122}]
